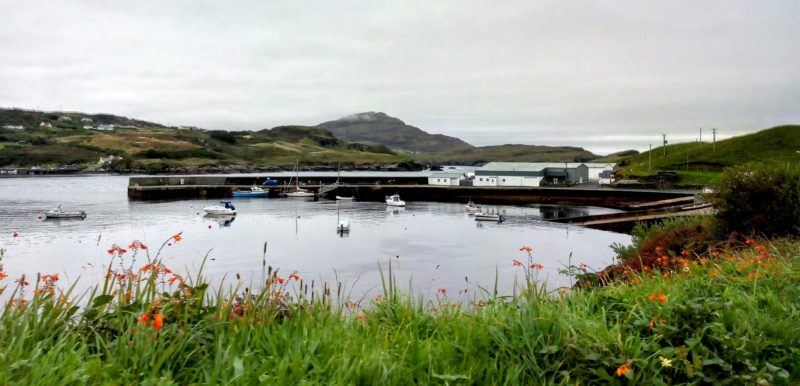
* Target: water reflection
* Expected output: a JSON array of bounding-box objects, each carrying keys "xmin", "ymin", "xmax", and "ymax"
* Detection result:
[{"xmin": 0, "ymin": 176, "xmax": 631, "ymax": 300}]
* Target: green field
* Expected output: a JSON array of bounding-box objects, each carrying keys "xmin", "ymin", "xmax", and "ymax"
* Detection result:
[{"xmin": 615, "ymin": 125, "xmax": 800, "ymax": 184}]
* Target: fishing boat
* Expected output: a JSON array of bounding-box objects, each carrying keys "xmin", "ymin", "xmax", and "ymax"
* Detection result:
[
  {"xmin": 385, "ymin": 194, "xmax": 406, "ymax": 207},
  {"xmin": 465, "ymin": 200, "xmax": 480, "ymax": 213},
  {"xmin": 335, "ymin": 195, "xmax": 355, "ymax": 200},
  {"xmin": 286, "ymin": 161, "xmax": 315, "ymax": 197},
  {"xmin": 232, "ymin": 185, "xmax": 269, "ymax": 198},
  {"xmin": 203, "ymin": 201, "xmax": 237, "ymax": 215},
  {"xmin": 474, "ymin": 212, "xmax": 504, "ymax": 222},
  {"xmin": 44, "ymin": 205, "xmax": 86, "ymax": 219}
]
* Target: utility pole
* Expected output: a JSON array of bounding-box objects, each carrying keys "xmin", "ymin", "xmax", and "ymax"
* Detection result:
[
  {"xmin": 699, "ymin": 127, "xmax": 702, "ymax": 142},
  {"xmin": 648, "ymin": 144, "xmax": 652, "ymax": 173},
  {"xmin": 662, "ymin": 134, "xmax": 667, "ymax": 156},
  {"xmin": 712, "ymin": 128, "xmax": 717, "ymax": 152}
]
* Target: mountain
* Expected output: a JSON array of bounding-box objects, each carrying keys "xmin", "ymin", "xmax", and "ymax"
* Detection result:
[
  {"xmin": 317, "ymin": 112, "xmax": 474, "ymax": 153},
  {"xmin": 417, "ymin": 144, "xmax": 599, "ymax": 165}
]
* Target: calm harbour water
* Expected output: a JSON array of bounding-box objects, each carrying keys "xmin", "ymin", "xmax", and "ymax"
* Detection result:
[{"xmin": 0, "ymin": 176, "xmax": 630, "ymax": 299}]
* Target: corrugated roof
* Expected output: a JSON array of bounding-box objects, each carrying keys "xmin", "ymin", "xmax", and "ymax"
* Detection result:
[
  {"xmin": 478, "ymin": 162, "xmax": 586, "ymax": 172},
  {"xmin": 429, "ymin": 172, "xmax": 464, "ymax": 178}
]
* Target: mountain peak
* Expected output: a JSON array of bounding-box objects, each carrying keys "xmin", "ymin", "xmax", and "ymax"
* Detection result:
[
  {"xmin": 326, "ymin": 112, "xmax": 405, "ymax": 127},
  {"xmin": 317, "ymin": 112, "xmax": 473, "ymax": 153}
]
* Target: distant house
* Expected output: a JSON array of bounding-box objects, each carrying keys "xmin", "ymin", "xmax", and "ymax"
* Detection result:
[
  {"xmin": 83, "ymin": 125, "xmax": 94, "ymax": 130},
  {"xmin": 427, "ymin": 172, "xmax": 464, "ymax": 186},
  {"xmin": 2, "ymin": 124, "xmax": 24, "ymax": 130},
  {"xmin": 474, "ymin": 162, "xmax": 591, "ymax": 187},
  {"xmin": 39, "ymin": 122, "xmax": 53, "ymax": 128},
  {"xmin": 95, "ymin": 124, "xmax": 116, "ymax": 131},
  {"xmin": 80, "ymin": 117, "xmax": 93, "ymax": 123},
  {"xmin": 57, "ymin": 116, "xmax": 72, "ymax": 122},
  {"xmin": 98, "ymin": 155, "xmax": 123, "ymax": 165}
]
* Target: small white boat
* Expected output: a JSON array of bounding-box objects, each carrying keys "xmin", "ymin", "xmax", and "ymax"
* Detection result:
[
  {"xmin": 45, "ymin": 205, "xmax": 86, "ymax": 219},
  {"xmin": 286, "ymin": 189, "xmax": 315, "ymax": 197},
  {"xmin": 337, "ymin": 219, "xmax": 350, "ymax": 233},
  {"xmin": 385, "ymin": 194, "xmax": 406, "ymax": 207},
  {"xmin": 474, "ymin": 212, "xmax": 504, "ymax": 222},
  {"xmin": 203, "ymin": 201, "xmax": 237, "ymax": 216},
  {"xmin": 335, "ymin": 195, "xmax": 355, "ymax": 200},
  {"xmin": 465, "ymin": 200, "xmax": 480, "ymax": 213},
  {"xmin": 232, "ymin": 185, "xmax": 269, "ymax": 198},
  {"xmin": 285, "ymin": 160, "xmax": 316, "ymax": 197}
]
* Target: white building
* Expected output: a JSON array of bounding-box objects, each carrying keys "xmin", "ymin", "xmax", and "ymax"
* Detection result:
[
  {"xmin": 39, "ymin": 122, "xmax": 53, "ymax": 128},
  {"xmin": 474, "ymin": 162, "xmax": 591, "ymax": 187},
  {"xmin": 428, "ymin": 172, "xmax": 463, "ymax": 186},
  {"xmin": 80, "ymin": 117, "xmax": 93, "ymax": 123},
  {"xmin": 57, "ymin": 116, "xmax": 72, "ymax": 122},
  {"xmin": 582, "ymin": 163, "xmax": 617, "ymax": 182},
  {"xmin": 2, "ymin": 124, "xmax": 24, "ymax": 130}
]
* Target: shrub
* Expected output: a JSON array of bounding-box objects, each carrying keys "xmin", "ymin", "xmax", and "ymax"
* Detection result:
[
  {"xmin": 711, "ymin": 163, "xmax": 800, "ymax": 237},
  {"xmin": 209, "ymin": 130, "xmax": 236, "ymax": 144}
]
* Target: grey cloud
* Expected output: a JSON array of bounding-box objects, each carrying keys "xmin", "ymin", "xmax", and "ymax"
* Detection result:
[{"xmin": 0, "ymin": 0, "xmax": 798, "ymax": 154}]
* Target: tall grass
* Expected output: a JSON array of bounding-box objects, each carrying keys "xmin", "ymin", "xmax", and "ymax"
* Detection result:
[{"xmin": 0, "ymin": 236, "xmax": 798, "ymax": 384}]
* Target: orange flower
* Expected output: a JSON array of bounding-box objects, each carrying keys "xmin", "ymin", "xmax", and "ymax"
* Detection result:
[
  {"xmin": 168, "ymin": 275, "xmax": 181, "ymax": 285},
  {"xmin": 519, "ymin": 246, "xmax": 533, "ymax": 253},
  {"xmin": 438, "ymin": 288, "xmax": 447, "ymax": 295},
  {"xmin": 530, "ymin": 264, "xmax": 544, "ymax": 270},
  {"xmin": 172, "ymin": 233, "xmax": 183, "ymax": 242},
  {"xmin": 649, "ymin": 319, "xmax": 655, "ymax": 329},
  {"xmin": 647, "ymin": 293, "xmax": 655, "ymax": 302},
  {"xmin": 657, "ymin": 293, "xmax": 667, "ymax": 303},
  {"xmin": 647, "ymin": 291, "xmax": 667, "ymax": 303},
  {"xmin": 152, "ymin": 314, "xmax": 165, "ymax": 331},
  {"xmin": 356, "ymin": 313, "xmax": 366, "ymax": 321},
  {"xmin": 289, "ymin": 273, "xmax": 301, "ymax": 281},
  {"xmin": 277, "ymin": 276, "xmax": 285, "ymax": 284},
  {"xmin": 0, "ymin": 272, "xmax": 7, "ymax": 280},
  {"xmin": 512, "ymin": 259, "xmax": 522, "ymax": 267},
  {"xmin": 138, "ymin": 312, "xmax": 151, "ymax": 324},
  {"xmin": 615, "ymin": 363, "xmax": 631, "ymax": 377}
]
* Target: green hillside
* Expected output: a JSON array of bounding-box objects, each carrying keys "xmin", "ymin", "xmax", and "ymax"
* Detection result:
[
  {"xmin": 0, "ymin": 108, "xmax": 407, "ymax": 172},
  {"xmin": 417, "ymin": 144, "xmax": 598, "ymax": 164},
  {"xmin": 616, "ymin": 125, "xmax": 800, "ymax": 184}
]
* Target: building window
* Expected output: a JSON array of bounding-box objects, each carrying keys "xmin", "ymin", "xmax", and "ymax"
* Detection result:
[
  {"xmin": 502, "ymin": 179, "xmax": 506, "ymax": 182},
  {"xmin": 479, "ymin": 178, "xmax": 483, "ymax": 182}
]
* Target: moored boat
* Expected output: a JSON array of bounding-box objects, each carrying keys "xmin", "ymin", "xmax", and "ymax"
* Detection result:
[
  {"xmin": 474, "ymin": 212, "xmax": 504, "ymax": 222},
  {"xmin": 465, "ymin": 200, "xmax": 480, "ymax": 213},
  {"xmin": 44, "ymin": 205, "xmax": 87, "ymax": 219},
  {"xmin": 203, "ymin": 201, "xmax": 237, "ymax": 215},
  {"xmin": 385, "ymin": 194, "xmax": 406, "ymax": 207},
  {"xmin": 232, "ymin": 186, "xmax": 269, "ymax": 198},
  {"xmin": 335, "ymin": 195, "xmax": 355, "ymax": 200}
]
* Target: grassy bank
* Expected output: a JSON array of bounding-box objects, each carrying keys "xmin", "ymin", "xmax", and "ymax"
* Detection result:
[{"xmin": 0, "ymin": 234, "xmax": 798, "ymax": 384}]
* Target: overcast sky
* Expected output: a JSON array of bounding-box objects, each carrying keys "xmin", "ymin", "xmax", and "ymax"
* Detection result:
[{"xmin": 1, "ymin": 1, "xmax": 798, "ymax": 154}]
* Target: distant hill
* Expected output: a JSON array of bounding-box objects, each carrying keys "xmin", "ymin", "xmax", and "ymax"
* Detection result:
[
  {"xmin": 0, "ymin": 109, "xmax": 406, "ymax": 172},
  {"xmin": 593, "ymin": 149, "xmax": 639, "ymax": 163},
  {"xmin": 417, "ymin": 144, "xmax": 599, "ymax": 165},
  {"xmin": 616, "ymin": 125, "xmax": 800, "ymax": 183},
  {"xmin": 0, "ymin": 107, "xmax": 165, "ymax": 129},
  {"xmin": 317, "ymin": 112, "xmax": 474, "ymax": 153}
]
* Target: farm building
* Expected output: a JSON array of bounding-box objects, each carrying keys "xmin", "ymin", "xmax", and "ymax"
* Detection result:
[{"xmin": 474, "ymin": 162, "xmax": 590, "ymax": 187}]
